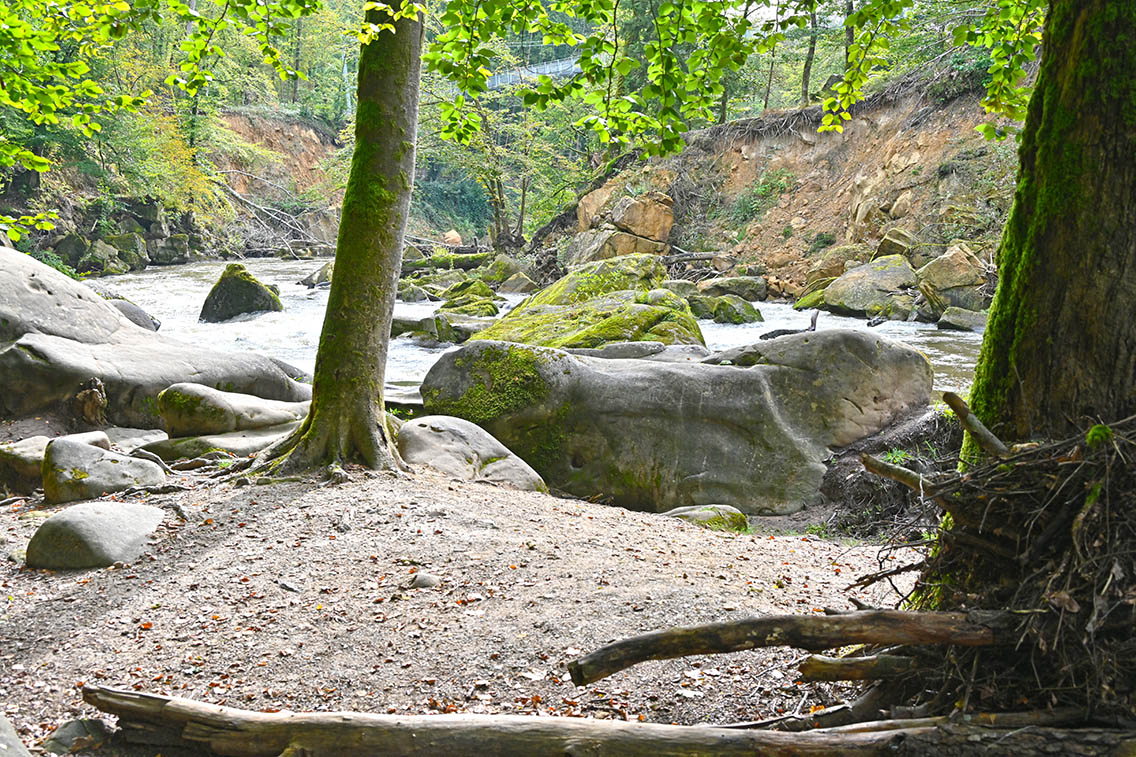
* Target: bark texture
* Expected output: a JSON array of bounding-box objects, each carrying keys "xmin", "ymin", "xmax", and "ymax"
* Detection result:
[
  {"xmin": 266, "ymin": 12, "xmax": 423, "ymax": 472},
  {"xmin": 969, "ymin": 0, "xmax": 1136, "ymax": 444}
]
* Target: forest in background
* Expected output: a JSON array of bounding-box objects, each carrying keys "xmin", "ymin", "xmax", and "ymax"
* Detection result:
[{"xmin": 0, "ymin": 0, "xmax": 1001, "ymax": 264}]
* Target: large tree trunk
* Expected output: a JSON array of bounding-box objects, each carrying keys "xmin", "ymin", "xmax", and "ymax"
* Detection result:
[
  {"xmin": 969, "ymin": 0, "xmax": 1136, "ymax": 444},
  {"xmin": 261, "ymin": 11, "xmax": 422, "ymax": 473}
]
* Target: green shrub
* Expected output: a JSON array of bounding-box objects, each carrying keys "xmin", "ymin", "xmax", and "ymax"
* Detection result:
[{"xmin": 730, "ymin": 168, "xmax": 794, "ymax": 224}]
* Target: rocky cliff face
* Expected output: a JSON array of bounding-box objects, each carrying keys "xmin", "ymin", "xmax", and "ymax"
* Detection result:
[{"xmin": 552, "ymin": 79, "xmax": 1017, "ymax": 293}]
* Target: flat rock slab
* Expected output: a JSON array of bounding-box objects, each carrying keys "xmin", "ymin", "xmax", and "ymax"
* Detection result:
[
  {"xmin": 142, "ymin": 421, "xmax": 300, "ymax": 461},
  {"xmin": 42, "ymin": 438, "xmax": 166, "ymax": 505},
  {"xmin": 157, "ymin": 382, "xmax": 310, "ymax": 437},
  {"xmin": 105, "ymin": 427, "xmax": 169, "ymax": 452},
  {"xmin": 25, "ymin": 501, "xmax": 165, "ymax": 569},
  {"xmin": 397, "ymin": 415, "xmax": 547, "ymax": 492}
]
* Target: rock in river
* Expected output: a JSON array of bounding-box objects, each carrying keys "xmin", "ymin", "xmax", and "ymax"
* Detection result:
[
  {"xmin": 199, "ymin": 263, "xmax": 284, "ymax": 322},
  {"xmin": 422, "ymin": 331, "xmax": 932, "ymax": 515},
  {"xmin": 0, "ymin": 247, "xmax": 311, "ymax": 427}
]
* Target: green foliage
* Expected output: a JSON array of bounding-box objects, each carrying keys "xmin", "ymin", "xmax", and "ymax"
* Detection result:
[
  {"xmin": 22, "ymin": 249, "xmax": 79, "ymax": 279},
  {"xmin": 880, "ymin": 447, "xmax": 913, "ymax": 465},
  {"xmin": 730, "ymin": 168, "xmax": 793, "ymax": 224},
  {"xmin": 1086, "ymin": 424, "xmax": 1114, "ymax": 449},
  {"xmin": 807, "ymin": 231, "xmax": 837, "ymax": 255}
]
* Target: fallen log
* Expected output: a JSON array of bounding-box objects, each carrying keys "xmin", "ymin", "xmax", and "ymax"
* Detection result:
[
  {"xmin": 82, "ymin": 686, "xmax": 912, "ymax": 756},
  {"xmin": 567, "ymin": 610, "xmax": 1000, "ymax": 686},
  {"xmin": 400, "ymin": 251, "xmax": 494, "ymax": 274},
  {"xmin": 798, "ymin": 654, "xmax": 920, "ymax": 682},
  {"xmin": 942, "ymin": 391, "xmax": 1010, "ymax": 458}
]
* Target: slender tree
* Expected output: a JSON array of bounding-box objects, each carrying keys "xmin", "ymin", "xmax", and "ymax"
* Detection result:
[
  {"xmin": 800, "ymin": 9, "xmax": 817, "ymax": 106},
  {"xmin": 260, "ymin": 8, "xmax": 423, "ymax": 472}
]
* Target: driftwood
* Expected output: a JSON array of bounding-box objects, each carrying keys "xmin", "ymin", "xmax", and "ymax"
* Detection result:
[
  {"xmin": 82, "ymin": 686, "xmax": 910, "ymax": 756},
  {"xmin": 798, "ymin": 654, "xmax": 920, "ymax": 682},
  {"xmin": 567, "ymin": 610, "xmax": 999, "ymax": 686},
  {"xmin": 400, "ymin": 251, "xmax": 493, "ymax": 273},
  {"xmin": 82, "ymin": 687, "xmax": 1135, "ymax": 757},
  {"xmin": 942, "ymin": 391, "xmax": 1010, "ymax": 458}
]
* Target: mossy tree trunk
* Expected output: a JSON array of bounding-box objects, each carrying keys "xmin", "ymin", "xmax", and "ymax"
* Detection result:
[
  {"xmin": 261, "ymin": 11, "xmax": 422, "ymax": 473},
  {"xmin": 969, "ymin": 0, "xmax": 1136, "ymax": 446}
]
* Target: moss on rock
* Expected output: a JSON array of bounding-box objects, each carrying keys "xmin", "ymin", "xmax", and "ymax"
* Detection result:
[{"xmin": 199, "ymin": 263, "xmax": 284, "ymax": 322}]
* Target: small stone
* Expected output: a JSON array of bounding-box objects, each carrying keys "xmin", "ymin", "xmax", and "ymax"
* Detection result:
[{"xmin": 408, "ymin": 572, "xmax": 443, "ymax": 589}]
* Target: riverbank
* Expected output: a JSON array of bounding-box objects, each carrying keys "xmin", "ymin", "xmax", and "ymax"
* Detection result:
[{"xmin": 0, "ymin": 469, "xmax": 915, "ymax": 753}]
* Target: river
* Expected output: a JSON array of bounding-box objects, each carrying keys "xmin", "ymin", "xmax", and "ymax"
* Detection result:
[{"xmin": 108, "ymin": 259, "xmax": 982, "ymax": 396}]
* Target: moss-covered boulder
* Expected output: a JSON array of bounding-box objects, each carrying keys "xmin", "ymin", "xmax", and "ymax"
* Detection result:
[
  {"xmin": 77, "ymin": 240, "xmax": 130, "ymax": 276},
  {"xmin": 793, "ymin": 288, "xmax": 827, "ymax": 311},
  {"xmin": 474, "ymin": 254, "xmax": 523, "ymax": 286},
  {"xmin": 710, "ymin": 294, "xmax": 763, "ymax": 324},
  {"xmin": 471, "ymin": 289, "xmax": 703, "ymax": 349},
  {"xmin": 687, "ymin": 294, "xmax": 763, "ymax": 323},
  {"xmin": 397, "ymin": 282, "xmax": 431, "ymax": 302},
  {"xmin": 440, "ymin": 295, "xmax": 499, "ymax": 317},
  {"xmin": 42, "ymin": 438, "xmax": 166, "ymax": 505},
  {"xmin": 199, "ymin": 263, "xmax": 283, "ymax": 322},
  {"xmin": 422, "ymin": 332, "xmax": 932, "ymax": 515},
  {"xmin": 514, "ymin": 254, "xmax": 666, "ymax": 315},
  {"xmin": 662, "ymin": 505, "xmax": 748, "ymax": 532},
  {"xmin": 101, "ymin": 232, "xmax": 150, "ymax": 270},
  {"xmin": 662, "ymin": 279, "xmax": 698, "ymax": 298},
  {"xmin": 157, "ymin": 382, "xmax": 309, "ymax": 437},
  {"xmin": 823, "ymin": 254, "xmax": 917, "ymax": 320},
  {"xmin": 441, "ymin": 279, "xmax": 495, "ymax": 300}
]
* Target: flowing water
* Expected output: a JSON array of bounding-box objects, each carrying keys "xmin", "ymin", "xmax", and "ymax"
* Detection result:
[{"xmin": 108, "ymin": 258, "xmax": 982, "ymax": 396}]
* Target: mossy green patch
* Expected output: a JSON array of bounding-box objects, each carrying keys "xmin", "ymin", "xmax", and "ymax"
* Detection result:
[
  {"xmin": 423, "ymin": 345, "xmax": 553, "ymax": 425},
  {"xmin": 513, "ymin": 254, "xmax": 666, "ymax": 316}
]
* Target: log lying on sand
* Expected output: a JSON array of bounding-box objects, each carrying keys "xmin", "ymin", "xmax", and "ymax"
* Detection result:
[
  {"xmin": 567, "ymin": 610, "xmax": 1000, "ymax": 686},
  {"xmin": 82, "ymin": 686, "xmax": 910, "ymax": 756},
  {"xmin": 82, "ymin": 686, "xmax": 1135, "ymax": 757}
]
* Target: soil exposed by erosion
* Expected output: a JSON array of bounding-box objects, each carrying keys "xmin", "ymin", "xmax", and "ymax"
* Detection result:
[{"xmin": 1, "ymin": 470, "xmax": 914, "ymax": 754}]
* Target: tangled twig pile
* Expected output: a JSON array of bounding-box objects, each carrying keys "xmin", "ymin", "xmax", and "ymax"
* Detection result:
[{"xmin": 903, "ymin": 414, "xmax": 1136, "ymax": 720}]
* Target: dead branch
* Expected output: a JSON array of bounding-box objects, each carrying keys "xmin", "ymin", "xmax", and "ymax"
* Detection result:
[
  {"xmin": 798, "ymin": 654, "xmax": 920, "ymax": 681},
  {"xmin": 942, "ymin": 391, "xmax": 1010, "ymax": 458},
  {"xmin": 567, "ymin": 610, "xmax": 1001, "ymax": 686},
  {"xmin": 859, "ymin": 453, "xmax": 944, "ymax": 497},
  {"xmin": 82, "ymin": 685, "xmax": 911, "ymax": 756}
]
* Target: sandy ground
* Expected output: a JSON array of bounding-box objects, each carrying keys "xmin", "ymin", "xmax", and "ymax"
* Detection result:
[{"xmin": 1, "ymin": 467, "xmax": 916, "ymax": 754}]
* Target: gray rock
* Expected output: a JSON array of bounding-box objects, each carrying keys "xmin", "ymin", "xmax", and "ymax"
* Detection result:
[
  {"xmin": 422, "ymin": 333, "xmax": 931, "ymax": 515},
  {"xmin": 100, "ymin": 232, "xmax": 149, "ymax": 270},
  {"xmin": 200, "ymin": 263, "xmax": 284, "ymax": 322},
  {"xmin": 0, "ymin": 714, "xmax": 32, "ymax": 757},
  {"xmin": 158, "ymin": 382, "xmax": 309, "ymax": 437},
  {"xmin": 697, "ymin": 276, "xmax": 768, "ymax": 302},
  {"xmin": 25, "ymin": 502, "xmax": 164, "ymax": 569},
  {"xmin": 109, "ymin": 299, "xmax": 161, "ymax": 330},
  {"xmin": 823, "ymin": 254, "xmax": 917, "ymax": 319},
  {"xmin": 53, "ymin": 233, "xmax": 89, "ymax": 267},
  {"xmin": 875, "ymin": 227, "xmax": 917, "ymax": 259},
  {"xmin": 142, "ymin": 421, "xmax": 300, "ymax": 461},
  {"xmin": 408, "ymin": 572, "xmax": 443, "ymax": 588},
  {"xmin": 661, "ymin": 279, "xmax": 698, "ymax": 298},
  {"xmin": 662, "ymin": 505, "xmax": 748, "ymax": 532},
  {"xmin": 398, "ymin": 283, "xmax": 431, "ymax": 301},
  {"xmin": 937, "ymin": 306, "xmax": 987, "ymax": 332},
  {"xmin": 77, "ymin": 240, "xmax": 129, "ymax": 276},
  {"xmin": 42, "ymin": 438, "xmax": 166, "ymax": 504},
  {"xmin": 104, "ymin": 427, "xmax": 168, "ymax": 452},
  {"xmin": 0, "ymin": 432, "xmax": 109, "ymax": 493},
  {"xmin": 397, "ymin": 415, "xmax": 547, "ymax": 492},
  {"xmin": 916, "ymin": 244, "xmax": 988, "ymax": 318},
  {"xmin": 0, "ymin": 436, "xmax": 50, "ymax": 492},
  {"xmin": 568, "ymin": 341, "xmax": 666, "ymax": 359},
  {"xmin": 498, "ymin": 272, "xmax": 538, "ymax": 294},
  {"xmin": 0, "ymin": 247, "xmax": 311, "ymax": 427},
  {"xmin": 146, "ymin": 234, "xmax": 189, "ymax": 265},
  {"xmin": 299, "ymin": 261, "xmax": 333, "ymax": 288}
]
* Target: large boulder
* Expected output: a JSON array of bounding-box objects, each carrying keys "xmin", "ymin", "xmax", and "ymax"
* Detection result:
[
  {"xmin": 498, "ymin": 272, "xmax": 538, "ymax": 294},
  {"xmin": 77, "ymin": 240, "xmax": 129, "ymax": 276},
  {"xmin": 562, "ymin": 227, "xmax": 668, "ymax": 266},
  {"xmin": 474, "ymin": 254, "xmax": 523, "ymax": 286},
  {"xmin": 42, "ymin": 438, "xmax": 166, "ymax": 504},
  {"xmin": 937, "ymin": 306, "xmax": 987, "ymax": 332},
  {"xmin": 916, "ymin": 244, "xmax": 988, "ymax": 318},
  {"xmin": 0, "ymin": 247, "xmax": 311, "ymax": 427},
  {"xmin": 0, "ymin": 432, "xmax": 110, "ymax": 492},
  {"xmin": 397, "ymin": 415, "xmax": 547, "ymax": 492},
  {"xmin": 696, "ymin": 276, "xmax": 768, "ymax": 302},
  {"xmin": 157, "ymin": 383, "xmax": 309, "ymax": 437},
  {"xmin": 687, "ymin": 295, "xmax": 763, "ymax": 324},
  {"xmin": 101, "ymin": 232, "xmax": 149, "ymax": 270},
  {"xmin": 146, "ymin": 234, "xmax": 190, "ymax": 265},
  {"xmin": 470, "ymin": 290, "xmax": 704, "ymax": 349},
  {"xmin": 823, "ymin": 254, "xmax": 917, "ymax": 319},
  {"xmin": 609, "ymin": 192, "xmax": 674, "ymax": 242},
  {"xmin": 514, "ymin": 254, "xmax": 666, "ymax": 313},
  {"xmin": 25, "ymin": 501, "xmax": 165, "ymax": 569},
  {"xmin": 200, "ymin": 263, "xmax": 284, "ymax": 322},
  {"xmin": 422, "ymin": 333, "xmax": 932, "ymax": 515},
  {"xmin": 805, "ymin": 244, "xmax": 870, "ymax": 285}
]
